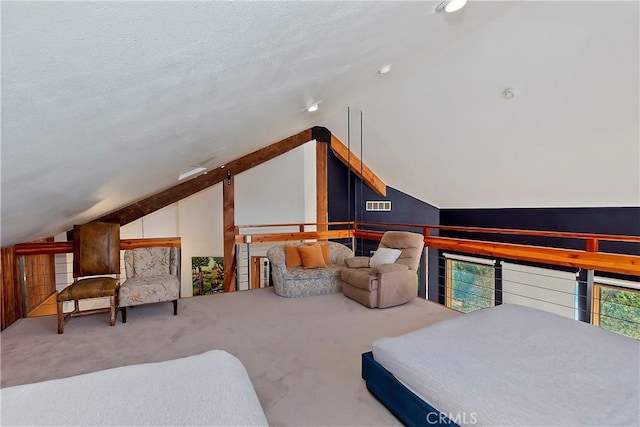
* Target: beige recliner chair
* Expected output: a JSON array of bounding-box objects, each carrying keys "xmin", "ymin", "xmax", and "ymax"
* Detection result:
[{"xmin": 340, "ymin": 231, "xmax": 424, "ymax": 308}]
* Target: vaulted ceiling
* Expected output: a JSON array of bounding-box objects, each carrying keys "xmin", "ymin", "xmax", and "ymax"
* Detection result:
[{"xmin": 2, "ymin": 1, "xmax": 638, "ymax": 247}]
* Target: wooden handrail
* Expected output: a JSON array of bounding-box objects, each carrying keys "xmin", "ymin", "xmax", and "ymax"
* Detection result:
[
  {"xmin": 15, "ymin": 221, "xmax": 638, "ymax": 286},
  {"xmin": 236, "ymin": 221, "xmax": 353, "ymax": 229},
  {"xmin": 353, "ymin": 230, "xmax": 640, "ymax": 276},
  {"xmin": 355, "ymin": 221, "xmax": 640, "ymax": 243},
  {"xmin": 15, "ymin": 237, "xmax": 181, "ymax": 256},
  {"xmin": 14, "ymin": 242, "xmax": 73, "ymax": 256},
  {"xmin": 121, "ymin": 238, "xmax": 182, "ymax": 249},
  {"xmin": 235, "ymin": 229, "xmax": 353, "ymax": 244},
  {"xmin": 232, "ymin": 221, "xmax": 639, "ymax": 275}
]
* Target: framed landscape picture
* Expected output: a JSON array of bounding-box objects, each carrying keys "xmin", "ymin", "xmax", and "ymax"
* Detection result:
[{"xmin": 192, "ymin": 256, "xmax": 224, "ymax": 296}]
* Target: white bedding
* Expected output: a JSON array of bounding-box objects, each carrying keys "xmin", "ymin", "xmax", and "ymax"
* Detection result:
[
  {"xmin": 373, "ymin": 304, "xmax": 640, "ymax": 426},
  {"xmin": 1, "ymin": 350, "xmax": 268, "ymax": 426}
]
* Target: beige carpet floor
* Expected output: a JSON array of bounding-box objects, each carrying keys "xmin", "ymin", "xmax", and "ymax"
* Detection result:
[{"xmin": 1, "ymin": 288, "xmax": 459, "ymax": 426}]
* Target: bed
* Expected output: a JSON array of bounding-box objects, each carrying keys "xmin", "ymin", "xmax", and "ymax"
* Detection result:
[
  {"xmin": 364, "ymin": 304, "xmax": 640, "ymax": 426},
  {"xmin": 1, "ymin": 350, "xmax": 268, "ymax": 426}
]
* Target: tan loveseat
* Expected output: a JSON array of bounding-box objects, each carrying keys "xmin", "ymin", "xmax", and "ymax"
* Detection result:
[
  {"xmin": 267, "ymin": 241, "xmax": 353, "ymax": 297},
  {"xmin": 340, "ymin": 231, "xmax": 424, "ymax": 308}
]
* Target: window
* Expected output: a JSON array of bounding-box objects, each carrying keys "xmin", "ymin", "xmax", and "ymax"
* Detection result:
[
  {"xmin": 445, "ymin": 257, "xmax": 495, "ymax": 313},
  {"xmin": 592, "ymin": 283, "xmax": 640, "ymax": 339}
]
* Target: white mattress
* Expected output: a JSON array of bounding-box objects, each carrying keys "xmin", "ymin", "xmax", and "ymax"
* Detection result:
[
  {"xmin": 373, "ymin": 304, "xmax": 640, "ymax": 426},
  {"xmin": 1, "ymin": 350, "xmax": 268, "ymax": 426}
]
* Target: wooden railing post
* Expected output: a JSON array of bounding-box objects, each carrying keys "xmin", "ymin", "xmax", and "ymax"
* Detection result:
[
  {"xmin": 223, "ymin": 249, "xmax": 237, "ymax": 293},
  {"xmin": 223, "ymin": 171, "xmax": 236, "ymax": 291}
]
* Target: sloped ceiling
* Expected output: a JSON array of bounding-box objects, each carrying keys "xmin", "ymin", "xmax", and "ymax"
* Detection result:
[{"xmin": 1, "ymin": 1, "xmax": 638, "ymax": 247}]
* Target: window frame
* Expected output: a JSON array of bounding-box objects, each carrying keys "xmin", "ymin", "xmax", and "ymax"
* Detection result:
[
  {"xmin": 445, "ymin": 255, "xmax": 497, "ymax": 313},
  {"xmin": 591, "ymin": 282, "xmax": 640, "ymax": 335}
]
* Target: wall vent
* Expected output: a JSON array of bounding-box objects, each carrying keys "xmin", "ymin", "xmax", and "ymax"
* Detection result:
[{"xmin": 366, "ymin": 201, "xmax": 391, "ymax": 211}]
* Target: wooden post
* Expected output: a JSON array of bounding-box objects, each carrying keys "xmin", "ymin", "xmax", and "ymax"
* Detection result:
[
  {"xmin": 223, "ymin": 171, "xmax": 236, "ymax": 291},
  {"xmin": 1, "ymin": 247, "xmax": 22, "ymax": 330},
  {"xmin": 251, "ymin": 256, "xmax": 265, "ymax": 289},
  {"xmin": 316, "ymin": 141, "xmax": 328, "ymax": 233}
]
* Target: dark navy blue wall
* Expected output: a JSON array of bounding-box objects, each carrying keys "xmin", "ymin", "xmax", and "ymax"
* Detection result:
[
  {"xmin": 441, "ymin": 207, "xmax": 640, "ymax": 281},
  {"xmin": 327, "ymin": 148, "xmax": 440, "ymax": 298},
  {"xmin": 440, "ymin": 207, "xmax": 640, "ymax": 254}
]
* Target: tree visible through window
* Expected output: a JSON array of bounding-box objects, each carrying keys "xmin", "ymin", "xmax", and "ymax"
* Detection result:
[
  {"xmin": 593, "ymin": 284, "xmax": 640, "ymax": 339},
  {"xmin": 446, "ymin": 259, "xmax": 495, "ymax": 313}
]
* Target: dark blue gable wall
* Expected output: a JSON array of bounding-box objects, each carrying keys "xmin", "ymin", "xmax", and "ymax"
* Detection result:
[
  {"xmin": 327, "ymin": 149, "xmax": 439, "ymax": 226},
  {"xmin": 327, "ymin": 148, "xmax": 440, "ymax": 298},
  {"xmin": 440, "ymin": 207, "xmax": 640, "ymax": 255},
  {"xmin": 440, "ymin": 207, "xmax": 640, "ymax": 282}
]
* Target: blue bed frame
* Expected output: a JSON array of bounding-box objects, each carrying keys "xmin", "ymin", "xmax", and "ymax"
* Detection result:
[{"xmin": 361, "ymin": 351, "xmax": 457, "ymax": 427}]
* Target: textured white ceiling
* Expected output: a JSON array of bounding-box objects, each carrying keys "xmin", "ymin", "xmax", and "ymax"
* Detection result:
[
  {"xmin": 1, "ymin": 1, "xmax": 638, "ymax": 246},
  {"xmin": 324, "ymin": 1, "xmax": 640, "ymax": 210}
]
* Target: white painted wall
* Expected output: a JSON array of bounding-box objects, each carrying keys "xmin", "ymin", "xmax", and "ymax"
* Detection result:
[
  {"xmin": 176, "ymin": 184, "xmax": 223, "ymax": 297},
  {"xmin": 53, "ymin": 143, "xmax": 315, "ymax": 303},
  {"xmin": 502, "ymin": 263, "xmax": 577, "ymax": 319},
  {"xmin": 234, "ymin": 142, "xmax": 316, "ymax": 288},
  {"xmin": 235, "ymin": 143, "xmax": 313, "ymax": 226},
  {"xmin": 121, "ymin": 206, "xmax": 179, "ymax": 239},
  {"xmin": 116, "ymin": 143, "xmax": 316, "ymax": 297}
]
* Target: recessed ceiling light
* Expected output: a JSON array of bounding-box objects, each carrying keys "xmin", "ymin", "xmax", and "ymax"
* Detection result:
[
  {"xmin": 307, "ymin": 102, "xmax": 320, "ymax": 113},
  {"xmin": 378, "ymin": 64, "xmax": 392, "ymax": 75},
  {"xmin": 436, "ymin": 0, "xmax": 468, "ymax": 13}
]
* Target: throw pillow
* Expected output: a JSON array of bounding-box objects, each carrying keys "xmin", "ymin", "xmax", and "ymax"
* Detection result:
[
  {"xmin": 320, "ymin": 244, "xmax": 331, "ymax": 264},
  {"xmin": 308, "ymin": 243, "xmax": 331, "ymax": 264},
  {"xmin": 369, "ymin": 248, "xmax": 402, "ymax": 268},
  {"xmin": 298, "ymin": 245, "xmax": 327, "ymax": 269},
  {"xmin": 284, "ymin": 246, "xmax": 302, "ymax": 268}
]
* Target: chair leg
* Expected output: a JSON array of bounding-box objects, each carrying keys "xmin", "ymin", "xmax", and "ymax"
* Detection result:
[
  {"xmin": 109, "ymin": 295, "xmax": 116, "ymax": 326},
  {"xmin": 173, "ymin": 299, "xmax": 178, "ymax": 316},
  {"xmin": 57, "ymin": 301, "xmax": 64, "ymax": 334},
  {"xmin": 121, "ymin": 306, "xmax": 127, "ymax": 323}
]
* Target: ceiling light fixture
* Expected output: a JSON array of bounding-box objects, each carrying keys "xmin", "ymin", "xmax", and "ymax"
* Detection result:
[
  {"xmin": 436, "ymin": 0, "xmax": 468, "ymax": 13},
  {"xmin": 307, "ymin": 102, "xmax": 320, "ymax": 113},
  {"xmin": 378, "ymin": 64, "xmax": 392, "ymax": 75},
  {"xmin": 178, "ymin": 167, "xmax": 206, "ymax": 181},
  {"xmin": 503, "ymin": 88, "xmax": 516, "ymax": 99}
]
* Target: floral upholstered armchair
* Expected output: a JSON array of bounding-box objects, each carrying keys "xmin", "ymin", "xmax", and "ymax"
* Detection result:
[{"xmin": 119, "ymin": 247, "xmax": 180, "ymax": 323}]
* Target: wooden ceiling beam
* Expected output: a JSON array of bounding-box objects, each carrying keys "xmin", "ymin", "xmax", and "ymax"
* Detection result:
[
  {"xmin": 329, "ymin": 134, "xmax": 386, "ymax": 197},
  {"xmin": 95, "ymin": 128, "xmax": 314, "ymax": 226}
]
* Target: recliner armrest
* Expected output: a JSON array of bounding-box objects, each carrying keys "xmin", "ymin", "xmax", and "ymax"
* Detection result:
[
  {"xmin": 344, "ymin": 256, "xmax": 371, "ymax": 268},
  {"xmin": 371, "ymin": 263, "xmax": 410, "ymax": 274}
]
